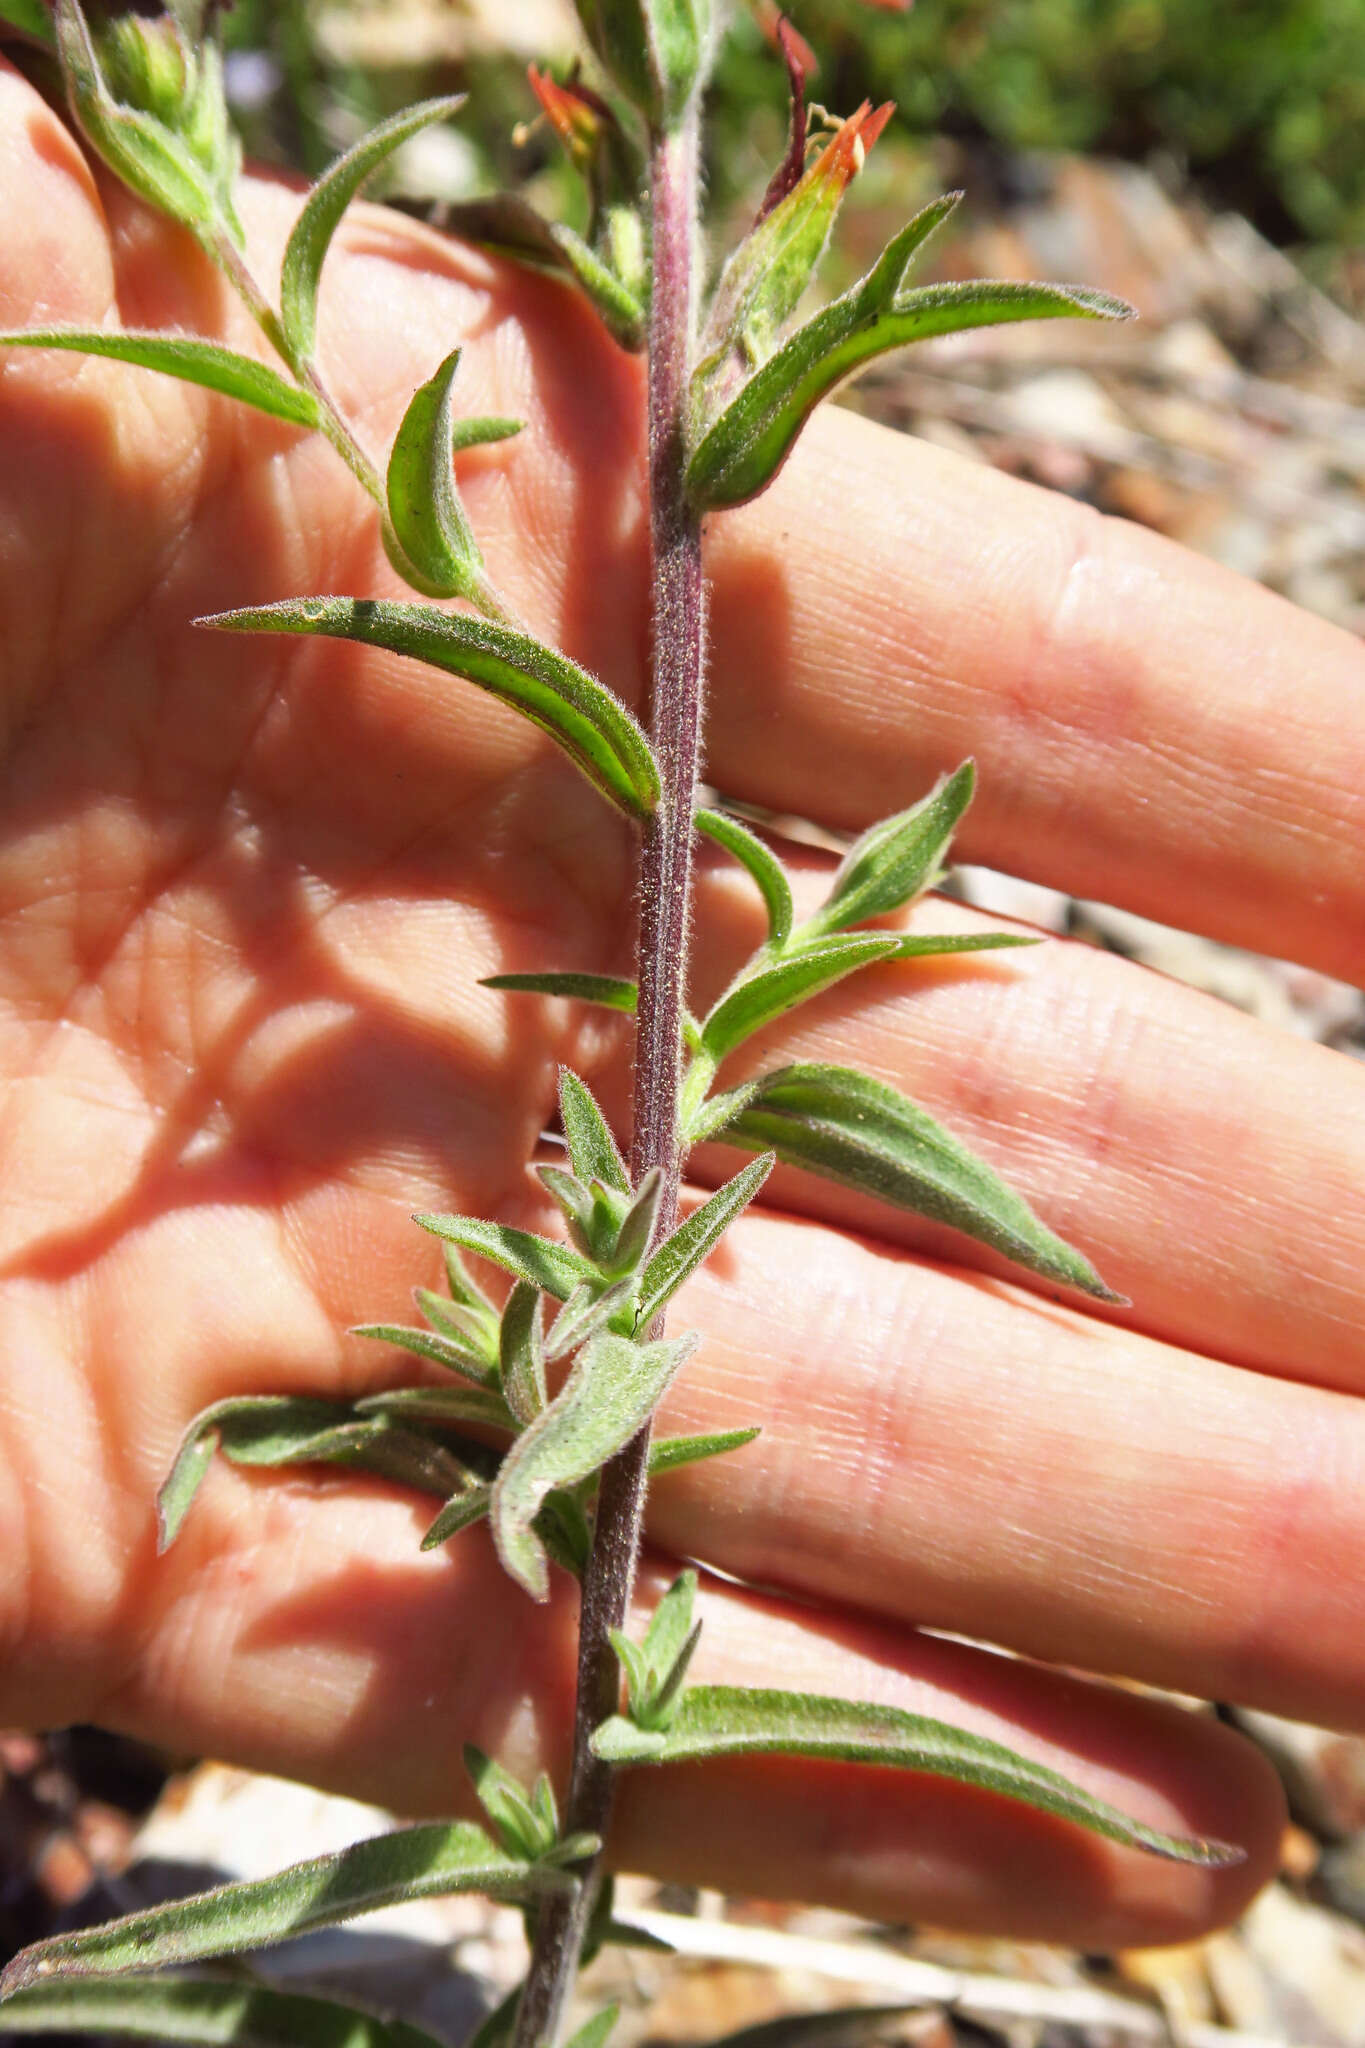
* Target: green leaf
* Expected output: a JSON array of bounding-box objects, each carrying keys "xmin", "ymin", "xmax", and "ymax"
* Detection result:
[
  {"xmin": 633, "ymin": 1155, "xmax": 773, "ymax": 1329},
  {"xmin": 695, "ymin": 808, "xmax": 793, "ymax": 947},
  {"xmin": 642, "ymin": 1567, "xmax": 697, "ymax": 1680},
  {"xmin": 413, "ymin": 1213, "xmax": 596, "ymax": 1301},
  {"xmin": 463, "ymin": 1746, "xmax": 555, "ymax": 1862},
  {"xmin": 350, "ymin": 1320, "xmax": 499, "ymax": 1387},
  {"xmin": 560, "ymin": 1068, "xmax": 631, "ymax": 1194},
  {"xmin": 483, "ymin": 971, "xmax": 638, "ymax": 1015},
  {"xmin": 353, "ymin": 1386, "xmax": 516, "ymax": 1433},
  {"xmin": 156, "ymin": 1395, "xmax": 357, "ymax": 1549},
  {"xmin": 383, "ymin": 347, "xmax": 522, "ymax": 600},
  {"xmin": 536, "ymin": 1164, "xmax": 603, "ymax": 1259},
  {"xmin": 420, "ymin": 1482, "xmax": 491, "ymax": 1551},
  {"xmin": 0, "ymin": 1823, "xmax": 565, "ymax": 1993},
  {"xmin": 0, "ymin": 1976, "xmax": 445, "ymax": 2048},
  {"xmin": 592, "ymin": 1686, "xmax": 1240, "ymax": 1866},
  {"xmin": 884, "ymin": 932, "xmax": 1039, "ymax": 958},
  {"xmin": 718, "ymin": 1063, "xmax": 1121, "ymax": 1300},
  {"xmin": 799, "ymin": 763, "xmax": 975, "ymax": 939},
  {"xmin": 463, "ymin": 1983, "xmax": 523, "ymax": 2048},
  {"xmin": 550, "ymin": 223, "xmax": 647, "ymax": 351},
  {"xmin": 491, "ymin": 1328, "xmax": 700, "ymax": 1601},
  {"xmin": 682, "ymin": 1077, "xmax": 761, "ymax": 1146},
  {"xmin": 689, "ymin": 244, "xmax": 1132, "ymax": 511},
  {"xmin": 648, "ymin": 1621, "xmax": 702, "ymax": 1730},
  {"xmin": 0, "ymin": 329, "xmax": 318, "ymax": 426},
  {"xmin": 702, "ymin": 936, "xmax": 904, "ymax": 1063},
  {"xmin": 648, "ymin": 1425, "xmax": 761, "ymax": 1473},
  {"xmin": 566, "ymin": 2007, "xmax": 619, "ymax": 2048},
  {"xmin": 609, "ymin": 1628, "xmax": 652, "ymax": 1711},
  {"xmin": 500, "ymin": 1280, "xmax": 547, "ymax": 1425},
  {"xmin": 0, "ymin": 0, "xmax": 54, "ymax": 42},
  {"xmin": 280, "ymin": 96, "xmax": 464, "ymax": 363},
  {"xmin": 442, "ymin": 1241, "xmax": 497, "ymax": 1315},
  {"xmin": 606, "ymin": 1165, "xmax": 663, "ymax": 1276},
  {"xmin": 546, "ymin": 1277, "xmax": 635, "ymax": 1361},
  {"xmin": 200, "ymin": 599, "xmax": 659, "ymax": 818}
]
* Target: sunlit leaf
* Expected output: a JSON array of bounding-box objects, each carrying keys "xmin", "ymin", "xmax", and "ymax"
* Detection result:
[
  {"xmin": 200, "ymin": 599, "xmax": 659, "ymax": 818},
  {"xmin": 0, "ymin": 1975, "xmax": 444, "ymax": 2048},
  {"xmin": 350, "ymin": 1320, "xmax": 498, "ymax": 1387},
  {"xmin": 482, "ymin": 972, "xmax": 638, "ymax": 1015},
  {"xmin": 607, "ymin": 1165, "xmax": 664, "ymax": 1276},
  {"xmin": 545, "ymin": 1278, "xmax": 635, "ymax": 1362},
  {"xmin": 280, "ymin": 96, "xmax": 464, "ymax": 363},
  {"xmin": 798, "ymin": 763, "xmax": 974, "ymax": 939},
  {"xmin": 642, "ymin": 1567, "xmax": 698, "ymax": 1679},
  {"xmin": 0, "ymin": 329, "xmax": 318, "ymax": 426},
  {"xmin": 500, "ymin": 1280, "xmax": 547, "ymax": 1425},
  {"xmin": 156, "ymin": 1395, "xmax": 366, "ymax": 1550},
  {"xmin": 702, "ymin": 934, "xmax": 900, "ymax": 1061},
  {"xmin": 689, "ymin": 227, "xmax": 1131, "ymax": 509},
  {"xmin": 883, "ymin": 932, "xmax": 1038, "ymax": 958},
  {"xmin": 695, "ymin": 808, "xmax": 793, "ymax": 947},
  {"xmin": 0, "ymin": 1823, "xmax": 567, "ymax": 1993},
  {"xmin": 560, "ymin": 1068, "xmax": 631, "ymax": 1194},
  {"xmin": 420, "ymin": 1482, "xmax": 492, "ymax": 1551},
  {"xmin": 565, "ymin": 2006, "xmax": 619, "ymax": 2048},
  {"xmin": 492, "ymin": 1328, "xmax": 700, "ymax": 1600},
  {"xmin": 384, "ymin": 348, "xmax": 511, "ymax": 599},
  {"xmin": 716, "ymin": 1063, "xmax": 1121, "ymax": 1299},
  {"xmin": 464, "ymin": 1746, "xmax": 556, "ymax": 1862},
  {"xmin": 413, "ymin": 1214, "xmax": 596, "ymax": 1301},
  {"xmin": 648, "ymin": 1426, "xmax": 761, "ymax": 1473},
  {"xmin": 592, "ymin": 1686, "xmax": 1241, "ymax": 1865},
  {"xmin": 633, "ymin": 1155, "xmax": 773, "ymax": 1328}
]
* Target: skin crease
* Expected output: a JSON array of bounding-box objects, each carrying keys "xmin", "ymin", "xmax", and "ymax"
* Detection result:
[{"xmin": 7, "ymin": 50, "xmax": 1365, "ymax": 1950}]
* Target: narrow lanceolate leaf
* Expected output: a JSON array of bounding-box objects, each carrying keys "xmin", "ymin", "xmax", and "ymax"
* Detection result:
[
  {"xmin": 607, "ymin": 1165, "xmax": 664, "ymax": 1276},
  {"xmin": 545, "ymin": 1278, "xmax": 635, "ymax": 1361},
  {"xmin": 0, "ymin": 1823, "xmax": 565, "ymax": 1994},
  {"xmin": 689, "ymin": 243, "xmax": 1131, "ymax": 510},
  {"xmin": 884, "ymin": 931, "xmax": 1039, "ymax": 958},
  {"xmin": 157, "ymin": 1395, "xmax": 361, "ymax": 1549},
  {"xmin": 695, "ymin": 809, "xmax": 793, "ymax": 947},
  {"xmin": 384, "ymin": 348, "xmax": 512, "ymax": 599},
  {"xmin": 560, "ymin": 1068, "xmax": 631, "ymax": 1194},
  {"xmin": 420, "ymin": 1482, "xmax": 491, "ymax": 1551},
  {"xmin": 0, "ymin": 330, "xmax": 319, "ymax": 427},
  {"xmin": 350, "ymin": 1321, "xmax": 498, "ymax": 1386},
  {"xmin": 0, "ymin": 1976, "xmax": 446, "ymax": 2048},
  {"xmin": 200, "ymin": 600, "xmax": 659, "ymax": 818},
  {"xmin": 592, "ymin": 1688, "xmax": 1241, "ymax": 1867},
  {"xmin": 648, "ymin": 1426, "xmax": 761, "ymax": 1473},
  {"xmin": 566, "ymin": 2008, "xmax": 619, "ymax": 2048},
  {"xmin": 718, "ymin": 1064, "xmax": 1121, "ymax": 1300},
  {"xmin": 280, "ymin": 96, "xmax": 464, "ymax": 363},
  {"xmin": 492, "ymin": 1329, "xmax": 700, "ymax": 1601},
  {"xmin": 549, "ymin": 222, "xmax": 647, "ymax": 352},
  {"xmin": 463, "ymin": 1746, "xmax": 555, "ymax": 1862},
  {"xmin": 500, "ymin": 1280, "xmax": 547, "ymax": 1425},
  {"xmin": 414, "ymin": 1213, "xmax": 596, "ymax": 1301},
  {"xmin": 799, "ymin": 763, "xmax": 975, "ymax": 939},
  {"xmin": 702, "ymin": 934, "xmax": 902, "ymax": 1062},
  {"xmin": 354, "ymin": 1386, "xmax": 516, "ymax": 1433},
  {"xmin": 633, "ymin": 1155, "xmax": 774, "ymax": 1329},
  {"xmin": 482, "ymin": 972, "xmax": 638, "ymax": 1015}
]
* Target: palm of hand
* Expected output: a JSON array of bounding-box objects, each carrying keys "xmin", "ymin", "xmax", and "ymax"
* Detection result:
[{"xmin": 9, "ymin": 58, "xmax": 1365, "ymax": 1951}]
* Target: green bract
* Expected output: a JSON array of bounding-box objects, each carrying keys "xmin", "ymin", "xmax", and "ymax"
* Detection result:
[{"xmin": 573, "ymin": 0, "xmax": 712, "ymax": 126}]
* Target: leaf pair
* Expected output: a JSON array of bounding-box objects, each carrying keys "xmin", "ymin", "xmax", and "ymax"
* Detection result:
[
  {"xmin": 689, "ymin": 190, "xmax": 1133, "ymax": 508},
  {"xmin": 610, "ymin": 1569, "xmax": 702, "ymax": 1732}
]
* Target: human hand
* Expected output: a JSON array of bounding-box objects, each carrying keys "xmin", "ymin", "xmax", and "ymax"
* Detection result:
[{"xmin": 3, "ymin": 55, "xmax": 1362, "ymax": 1951}]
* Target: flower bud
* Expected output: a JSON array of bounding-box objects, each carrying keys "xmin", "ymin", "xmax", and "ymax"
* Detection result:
[{"xmin": 572, "ymin": 0, "xmax": 712, "ymax": 126}]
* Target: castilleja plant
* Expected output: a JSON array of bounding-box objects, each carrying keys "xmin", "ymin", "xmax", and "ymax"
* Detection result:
[{"xmin": 0, "ymin": 1, "xmax": 1242, "ymax": 2045}]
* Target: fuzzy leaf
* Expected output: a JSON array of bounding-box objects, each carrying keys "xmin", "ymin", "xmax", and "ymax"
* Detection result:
[
  {"xmin": 690, "ymin": 246, "xmax": 1131, "ymax": 511},
  {"xmin": 633, "ymin": 1155, "xmax": 773, "ymax": 1328},
  {"xmin": 560, "ymin": 1069, "xmax": 631, "ymax": 1193},
  {"xmin": 0, "ymin": 1824, "xmax": 564, "ymax": 1993},
  {"xmin": 545, "ymin": 1278, "xmax": 635, "ymax": 1362},
  {"xmin": 800, "ymin": 763, "xmax": 974, "ymax": 939},
  {"xmin": 350, "ymin": 1320, "xmax": 498, "ymax": 1386},
  {"xmin": 483, "ymin": 972, "xmax": 638, "ymax": 1015},
  {"xmin": 0, "ymin": 328, "xmax": 318, "ymax": 426},
  {"xmin": 718, "ymin": 1063, "xmax": 1121, "ymax": 1300},
  {"xmin": 463, "ymin": 1746, "xmax": 555, "ymax": 1862},
  {"xmin": 157, "ymin": 1394, "xmax": 376, "ymax": 1549},
  {"xmin": 593, "ymin": 1687, "xmax": 1240, "ymax": 1864},
  {"xmin": 383, "ymin": 348, "xmax": 513, "ymax": 599},
  {"xmin": 281, "ymin": 97, "xmax": 464, "ymax": 362},
  {"xmin": 500, "ymin": 1280, "xmax": 547, "ymax": 1425},
  {"xmin": 416, "ymin": 1287, "xmax": 500, "ymax": 1366},
  {"xmin": 695, "ymin": 808, "xmax": 793, "ymax": 947},
  {"xmin": 702, "ymin": 935, "xmax": 901, "ymax": 1062},
  {"xmin": 607, "ymin": 1165, "xmax": 664, "ymax": 1275},
  {"xmin": 682, "ymin": 1077, "xmax": 761, "ymax": 1146},
  {"xmin": 884, "ymin": 931, "xmax": 1039, "ymax": 958},
  {"xmin": 648, "ymin": 1621, "xmax": 702, "ymax": 1729},
  {"xmin": 610, "ymin": 1628, "xmax": 653, "ymax": 1711},
  {"xmin": 443, "ymin": 1241, "xmax": 497, "ymax": 1315},
  {"xmin": 413, "ymin": 1213, "xmax": 597, "ymax": 1301},
  {"xmin": 648, "ymin": 1425, "xmax": 761, "ymax": 1473},
  {"xmin": 549, "ymin": 223, "xmax": 647, "ymax": 351},
  {"xmin": 0, "ymin": 1976, "xmax": 445, "ymax": 2048},
  {"xmin": 201, "ymin": 599, "xmax": 659, "ymax": 818},
  {"xmin": 492, "ymin": 1329, "xmax": 700, "ymax": 1600},
  {"xmin": 537, "ymin": 1165, "xmax": 602, "ymax": 1258},
  {"xmin": 354, "ymin": 1387, "xmax": 516, "ymax": 1432},
  {"xmin": 642, "ymin": 1567, "xmax": 698, "ymax": 1680},
  {"xmin": 420, "ymin": 1483, "xmax": 492, "ymax": 1551}
]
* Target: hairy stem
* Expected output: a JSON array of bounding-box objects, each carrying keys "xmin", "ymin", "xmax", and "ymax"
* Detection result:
[{"xmin": 512, "ymin": 111, "xmax": 704, "ymax": 2048}]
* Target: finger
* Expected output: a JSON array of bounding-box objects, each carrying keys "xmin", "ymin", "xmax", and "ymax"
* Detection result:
[
  {"xmin": 78, "ymin": 1472, "xmax": 1279, "ymax": 1950},
  {"xmin": 703, "ymin": 384, "xmax": 1365, "ymax": 984},
  {"xmin": 641, "ymin": 1203, "xmax": 1365, "ymax": 1732},
  {"xmin": 677, "ymin": 867, "xmax": 1365, "ymax": 1394}
]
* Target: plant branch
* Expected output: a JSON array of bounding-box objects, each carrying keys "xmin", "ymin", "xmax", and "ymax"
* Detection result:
[{"xmin": 512, "ymin": 108, "xmax": 705, "ymax": 2048}]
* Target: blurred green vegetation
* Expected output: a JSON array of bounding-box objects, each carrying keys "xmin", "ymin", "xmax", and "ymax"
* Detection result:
[{"xmin": 216, "ymin": 0, "xmax": 1362, "ymax": 282}]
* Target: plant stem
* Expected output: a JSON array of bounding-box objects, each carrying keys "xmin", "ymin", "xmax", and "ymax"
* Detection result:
[{"xmin": 512, "ymin": 109, "xmax": 704, "ymax": 2048}]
